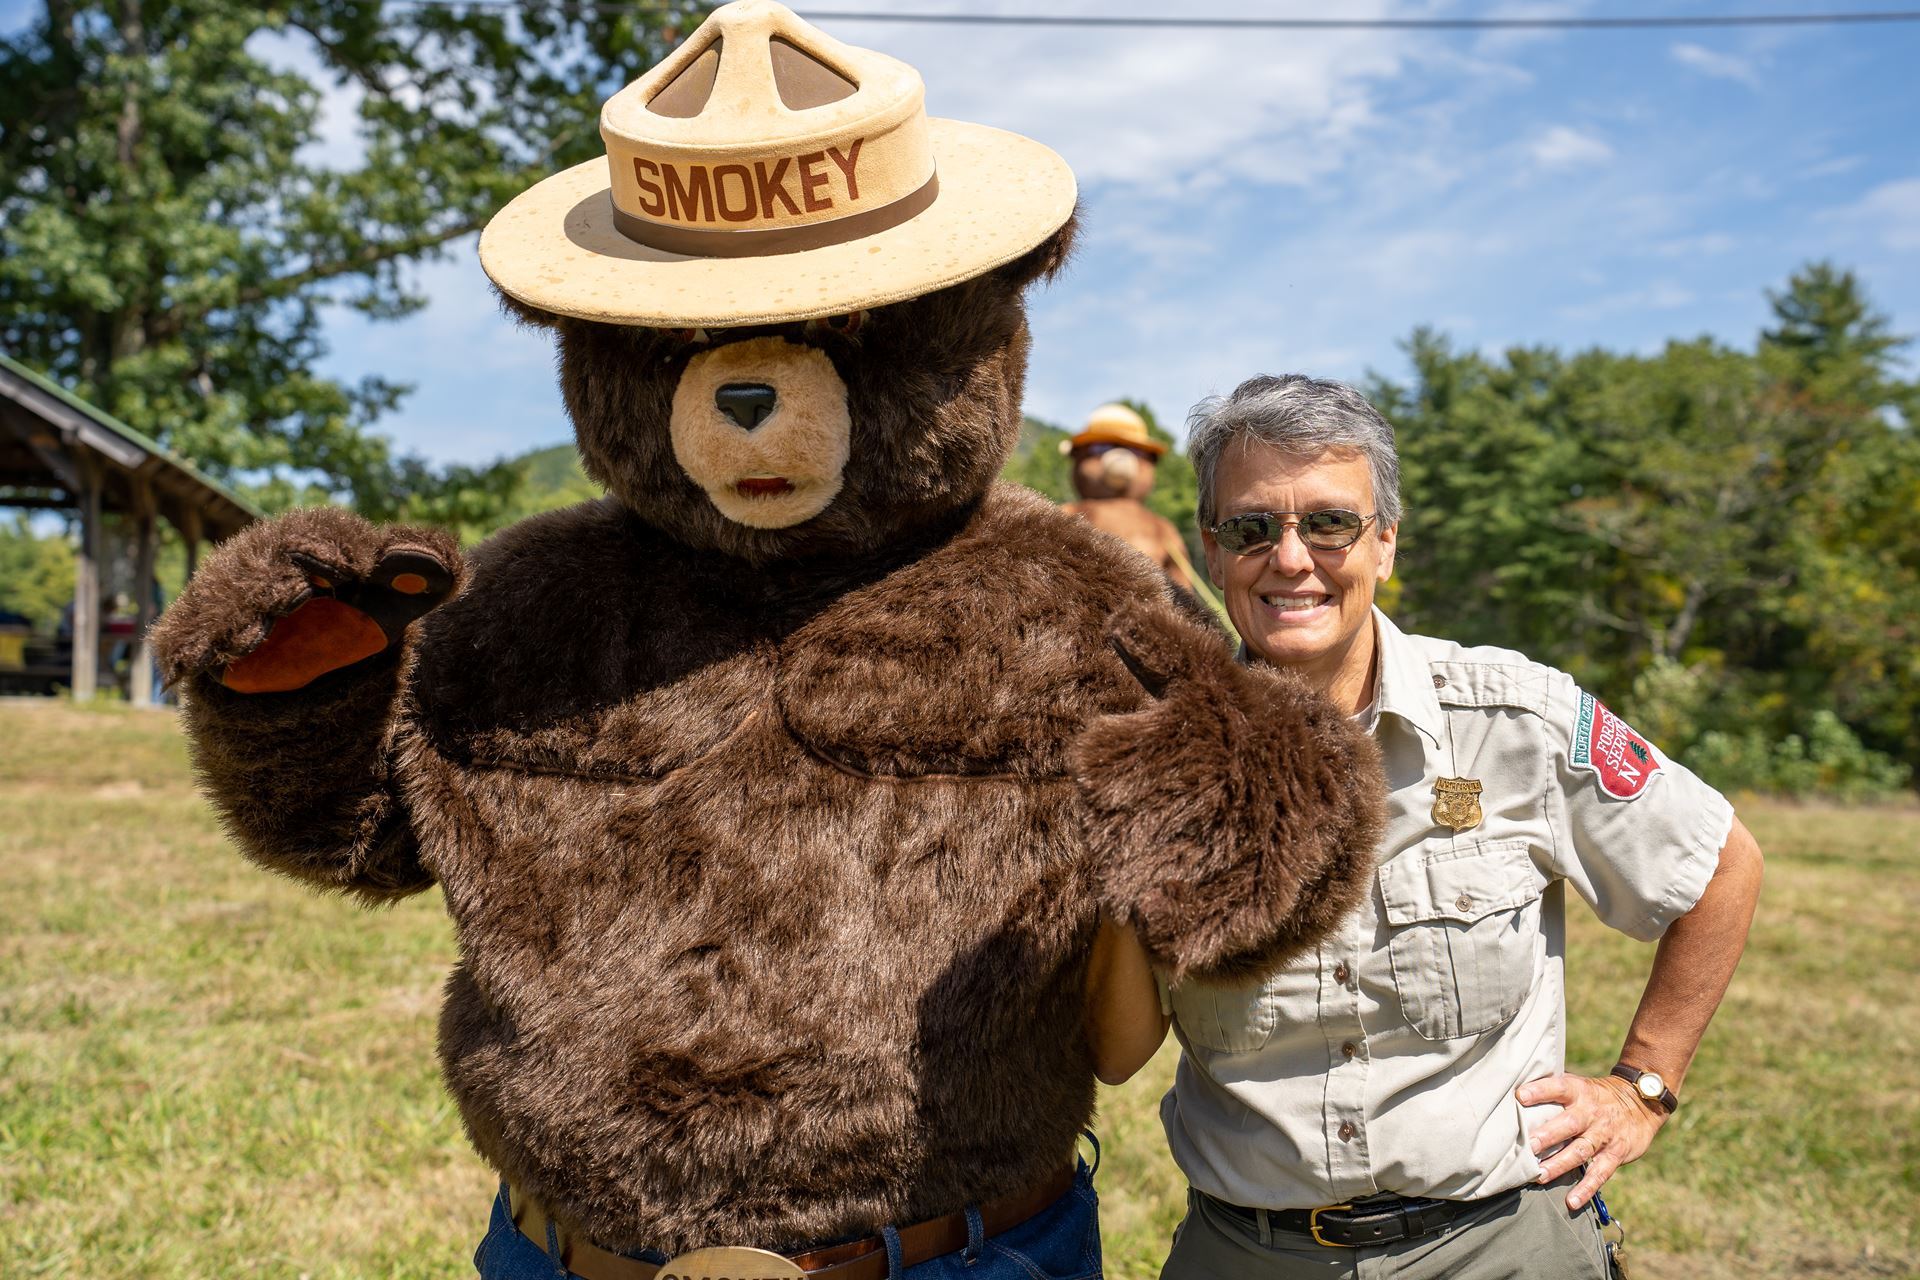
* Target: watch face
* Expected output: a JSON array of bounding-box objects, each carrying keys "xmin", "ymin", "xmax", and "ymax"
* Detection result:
[{"xmin": 1637, "ymin": 1073, "xmax": 1665, "ymax": 1099}]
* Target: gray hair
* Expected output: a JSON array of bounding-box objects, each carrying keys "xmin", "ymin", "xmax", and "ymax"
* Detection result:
[{"xmin": 1187, "ymin": 374, "xmax": 1402, "ymax": 530}]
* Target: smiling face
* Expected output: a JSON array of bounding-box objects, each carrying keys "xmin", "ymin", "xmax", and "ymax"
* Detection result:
[{"xmin": 1202, "ymin": 442, "xmax": 1397, "ymax": 704}]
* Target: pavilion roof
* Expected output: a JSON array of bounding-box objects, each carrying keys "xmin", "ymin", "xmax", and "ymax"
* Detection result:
[{"xmin": 0, "ymin": 350, "xmax": 260, "ymax": 539}]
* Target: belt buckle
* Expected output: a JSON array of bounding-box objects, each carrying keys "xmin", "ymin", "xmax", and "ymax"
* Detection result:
[
  {"xmin": 657, "ymin": 1247, "xmax": 806, "ymax": 1279},
  {"xmin": 1308, "ymin": 1203, "xmax": 1355, "ymax": 1248}
]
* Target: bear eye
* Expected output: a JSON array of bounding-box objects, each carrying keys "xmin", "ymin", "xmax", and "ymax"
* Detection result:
[
  {"xmin": 662, "ymin": 327, "xmax": 712, "ymax": 348},
  {"xmin": 806, "ymin": 311, "xmax": 869, "ymax": 341}
]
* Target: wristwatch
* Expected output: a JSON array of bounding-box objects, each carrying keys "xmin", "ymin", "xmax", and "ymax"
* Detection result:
[{"xmin": 1610, "ymin": 1063, "xmax": 1679, "ymax": 1114}]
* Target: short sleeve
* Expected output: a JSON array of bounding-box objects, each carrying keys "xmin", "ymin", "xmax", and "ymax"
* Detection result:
[{"xmin": 1542, "ymin": 672, "xmax": 1734, "ymax": 941}]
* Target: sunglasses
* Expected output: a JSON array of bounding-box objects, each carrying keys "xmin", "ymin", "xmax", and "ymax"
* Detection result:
[{"xmin": 1209, "ymin": 509, "xmax": 1376, "ymax": 554}]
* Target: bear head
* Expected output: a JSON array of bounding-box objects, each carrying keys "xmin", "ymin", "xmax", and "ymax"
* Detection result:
[
  {"xmin": 1069, "ymin": 443, "xmax": 1159, "ymax": 503},
  {"xmin": 497, "ymin": 216, "xmax": 1076, "ymax": 567}
]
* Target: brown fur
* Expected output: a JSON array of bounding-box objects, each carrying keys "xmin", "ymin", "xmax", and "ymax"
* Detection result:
[
  {"xmin": 1070, "ymin": 599, "xmax": 1385, "ymax": 984},
  {"xmin": 151, "ymin": 214, "xmax": 1383, "ymax": 1256}
]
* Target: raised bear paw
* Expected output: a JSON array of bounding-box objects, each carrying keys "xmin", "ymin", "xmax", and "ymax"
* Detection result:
[
  {"xmin": 152, "ymin": 508, "xmax": 461, "ymax": 694},
  {"xmin": 1070, "ymin": 599, "xmax": 1385, "ymax": 985}
]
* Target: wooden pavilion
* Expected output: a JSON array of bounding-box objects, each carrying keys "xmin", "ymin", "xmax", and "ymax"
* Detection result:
[{"xmin": 0, "ymin": 351, "xmax": 259, "ymax": 704}]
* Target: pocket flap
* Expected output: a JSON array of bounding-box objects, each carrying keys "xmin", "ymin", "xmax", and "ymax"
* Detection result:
[{"xmin": 1378, "ymin": 839, "xmax": 1543, "ymax": 925}]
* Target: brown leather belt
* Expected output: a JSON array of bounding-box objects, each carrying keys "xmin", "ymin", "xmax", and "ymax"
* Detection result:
[{"xmin": 509, "ymin": 1166, "xmax": 1078, "ymax": 1280}]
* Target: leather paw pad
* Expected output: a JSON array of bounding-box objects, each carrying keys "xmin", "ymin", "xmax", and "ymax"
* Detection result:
[{"xmin": 221, "ymin": 545, "xmax": 455, "ymax": 694}]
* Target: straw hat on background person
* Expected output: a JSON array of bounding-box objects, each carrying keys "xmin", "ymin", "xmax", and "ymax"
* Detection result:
[
  {"xmin": 1061, "ymin": 403, "xmax": 1169, "ymax": 458},
  {"xmin": 478, "ymin": 0, "xmax": 1077, "ymax": 328}
]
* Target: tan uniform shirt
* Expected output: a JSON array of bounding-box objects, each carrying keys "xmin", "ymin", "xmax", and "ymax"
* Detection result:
[{"xmin": 1160, "ymin": 608, "xmax": 1734, "ymax": 1210}]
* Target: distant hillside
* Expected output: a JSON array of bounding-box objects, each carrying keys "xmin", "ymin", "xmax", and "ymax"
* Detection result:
[
  {"xmin": 519, "ymin": 443, "xmax": 596, "ymax": 501},
  {"xmin": 464, "ymin": 443, "xmax": 602, "ymax": 539}
]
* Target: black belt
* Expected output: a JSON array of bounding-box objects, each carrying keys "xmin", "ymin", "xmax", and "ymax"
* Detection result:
[{"xmin": 1202, "ymin": 1185, "xmax": 1525, "ymax": 1248}]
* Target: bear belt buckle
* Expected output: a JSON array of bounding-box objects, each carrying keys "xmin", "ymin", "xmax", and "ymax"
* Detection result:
[
  {"xmin": 657, "ymin": 1246, "xmax": 807, "ymax": 1279},
  {"xmin": 1308, "ymin": 1203, "xmax": 1356, "ymax": 1248}
]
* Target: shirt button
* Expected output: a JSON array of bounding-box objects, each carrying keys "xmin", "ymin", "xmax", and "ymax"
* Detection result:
[
  {"xmin": 1341, "ymin": 1041, "xmax": 1358, "ymax": 1060},
  {"xmin": 1333, "ymin": 962, "xmax": 1352, "ymax": 985},
  {"xmin": 1455, "ymin": 894, "xmax": 1474, "ymax": 912},
  {"xmin": 1432, "ymin": 674, "xmax": 1446, "ymax": 689},
  {"xmin": 1338, "ymin": 1120, "xmax": 1357, "ymax": 1141}
]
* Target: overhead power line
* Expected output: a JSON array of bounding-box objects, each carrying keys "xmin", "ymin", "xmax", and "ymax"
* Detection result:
[{"xmin": 382, "ymin": 2, "xmax": 1920, "ymax": 31}]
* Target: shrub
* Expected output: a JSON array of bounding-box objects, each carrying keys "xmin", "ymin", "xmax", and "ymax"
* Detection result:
[{"xmin": 1690, "ymin": 710, "xmax": 1912, "ymax": 801}]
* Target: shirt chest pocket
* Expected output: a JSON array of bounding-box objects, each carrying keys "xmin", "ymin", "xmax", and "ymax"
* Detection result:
[{"xmin": 1378, "ymin": 838, "xmax": 1546, "ymax": 1042}]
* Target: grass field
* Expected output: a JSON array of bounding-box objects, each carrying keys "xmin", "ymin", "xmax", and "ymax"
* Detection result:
[{"xmin": 3, "ymin": 701, "xmax": 1915, "ymax": 1279}]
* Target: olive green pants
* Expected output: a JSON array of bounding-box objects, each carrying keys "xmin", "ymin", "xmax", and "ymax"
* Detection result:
[{"xmin": 1157, "ymin": 1178, "xmax": 1612, "ymax": 1280}]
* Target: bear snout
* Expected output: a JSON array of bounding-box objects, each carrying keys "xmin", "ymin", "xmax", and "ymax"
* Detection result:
[{"xmin": 669, "ymin": 337, "xmax": 852, "ymax": 530}]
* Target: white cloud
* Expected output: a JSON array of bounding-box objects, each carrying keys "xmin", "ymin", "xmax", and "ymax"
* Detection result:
[
  {"xmin": 1556, "ymin": 282, "xmax": 1696, "ymax": 321},
  {"xmin": 1821, "ymin": 178, "xmax": 1920, "ymax": 252},
  {"xmin": 1800, "ymin": 155, "xmax": 1863, "ymax": 181},
  {"xmin": 847, "ymin": 0, "xmax": 1419, "ymax": 195},
  {"xmin": 1669, "ymin": 42, "xmax": 1761, "ymax": 89},
  {"xmin": 1529, "ymin": 125, "xmax": 1613, "ymax": 169}
]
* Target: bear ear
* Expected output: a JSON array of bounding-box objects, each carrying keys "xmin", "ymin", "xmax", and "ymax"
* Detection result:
[
  {"xmin": 995, "ymin": 206, "xmax": 1081, "ymax": 291},
  {"xmin": 493, "ymin": 284, "xmax": 565, "ymax": 332}
]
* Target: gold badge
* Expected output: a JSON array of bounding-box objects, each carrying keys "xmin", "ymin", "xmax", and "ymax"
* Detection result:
[
  {"xmin": 657, "ymin": 1247, "xmax": 807, "ymax": 1280},
  {"xmin": 1431, "ymin": 776, "xmax": 1483, "ymax": 832}
]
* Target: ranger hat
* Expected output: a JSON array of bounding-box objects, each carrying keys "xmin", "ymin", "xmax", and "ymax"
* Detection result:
[
  {"xmin": 1064, "ymin": 403, "xmax": 1168, "ymax": 457},
  {"xmin": 479, "ymin": 0, "xmax": 1077, "ymax": 328}
]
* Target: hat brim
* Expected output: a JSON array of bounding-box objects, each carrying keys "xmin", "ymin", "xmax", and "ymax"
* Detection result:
[
  {"xmin": 479, "ymin": 119, "xmax": 1076, "ymax": 328},
  {"xmin": 1068, "ymin": 429, "xmax": 1168, "ymax": 456}
]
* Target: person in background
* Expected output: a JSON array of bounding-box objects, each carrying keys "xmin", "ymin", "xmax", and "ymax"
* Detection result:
[
  {"xmin": 1149, "ymin": 373, "xmax": 1764, "ymax": 1279},
  {"xmin": 1060, "ymin": 403, "xmax": 1204, "ymax": 601}
]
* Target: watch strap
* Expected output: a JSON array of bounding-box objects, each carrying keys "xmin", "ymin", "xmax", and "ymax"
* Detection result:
[{"xmin": 1610, "ymin": 1063, "xmax": 1679, "ymax": 1114}]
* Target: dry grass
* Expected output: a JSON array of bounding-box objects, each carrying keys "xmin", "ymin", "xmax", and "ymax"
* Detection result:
[{"xmin": 2, "ymin": 701, "xmax": 1914, "ymax": 1278}]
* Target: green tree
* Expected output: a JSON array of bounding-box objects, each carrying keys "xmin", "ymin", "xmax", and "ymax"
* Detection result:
[
  {"xmin": 1368, "ymin": 265, "xmax": 1920, "ymax": 794},
  {"xmin": 0, "ymin": 0, "xmax": 707, "ymax": 515},
  {"xmin": 1762, "ymin": 261, "xmax": 1907, "ymax": 409},
  {"xmin": 1758, "ymin": 265, "xmax": 1920, "ymax": 770},
  {"xmin": 0, "ymin": 513, "xmax": 76, "ymax": 630},
  {"xmin": 452, "ymin": 441, "xmax": 605, "ymax": 543},
  {"xmin": 1001, "ymin": 415, "xmax": 1074, "ymax": 501},
  {"xmin": 1367, "ymin": 330, "xmax": 1602, "ymax": 680}
]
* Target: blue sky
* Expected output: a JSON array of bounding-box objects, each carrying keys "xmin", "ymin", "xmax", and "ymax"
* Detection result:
[{"xmin": 10, "ymin": 1, "xmax": 1920, "ymax": 462}]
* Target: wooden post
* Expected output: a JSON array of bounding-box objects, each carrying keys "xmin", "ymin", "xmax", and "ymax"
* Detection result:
[
  {"xmin": 130, "ymin": 479, "xmax": 158, "ymax": 707},
  {"xmin": 72, "ymin": 455, "xmax": 101, "ymax": 701},
  {"xmin": 181, "ymin": 506, "xmax": 203, "ymax": 581}
]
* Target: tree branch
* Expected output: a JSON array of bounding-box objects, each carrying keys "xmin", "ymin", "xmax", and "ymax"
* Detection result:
[
  {"xmin": 282, "ymin": 16, "xmax": 401, "ymax": 102},
  {"xmin": 228, "ymin": 216, "xmax": 485, "ymax": 311}
]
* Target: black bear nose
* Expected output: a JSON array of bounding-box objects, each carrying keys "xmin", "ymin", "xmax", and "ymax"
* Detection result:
[{"xmin": 715, "ymin": 383, "xmax": 778, "ymax": 430}]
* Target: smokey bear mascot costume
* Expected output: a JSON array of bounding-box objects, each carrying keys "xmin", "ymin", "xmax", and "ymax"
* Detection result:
[
  {"xmin": 153, "ymin": 4, "xmax": 1383, "ymax": 1276},
  {"xmin": 1061, "ymin": 403, "xmax": 1201, "ymax": 600}
]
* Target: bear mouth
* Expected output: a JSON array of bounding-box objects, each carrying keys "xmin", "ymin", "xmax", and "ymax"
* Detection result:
[{"xmin": 734, "ymin": 476, "xmax": 796, "ymax": 499}]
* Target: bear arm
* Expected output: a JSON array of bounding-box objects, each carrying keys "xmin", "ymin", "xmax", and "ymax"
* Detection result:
[
  {"xmin": 152, "ymin": 509, "xmax": 456, "ymax": 901},
  {"xmin": 176, "ymin": 665, "xmax": 430, "ymax": 901},
  {"xmin": 1069, "ymin": 598, "xmax": 1385, "ymax": 985}
]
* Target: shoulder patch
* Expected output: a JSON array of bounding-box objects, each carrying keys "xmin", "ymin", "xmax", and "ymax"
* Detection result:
[{"xmin": 1571, "ymin": 691, "xmax": 1661, "ymax": 799}]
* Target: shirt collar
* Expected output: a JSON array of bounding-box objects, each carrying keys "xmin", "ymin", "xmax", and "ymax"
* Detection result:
[{"xmin": 1371, "ymin": 606, "xmax": 1445, "ymax": 747}]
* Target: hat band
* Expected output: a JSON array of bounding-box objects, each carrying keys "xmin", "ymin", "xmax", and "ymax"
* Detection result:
[{"xmin": 611, "ymin": 172, "xmax": 938, "ymax": 259}]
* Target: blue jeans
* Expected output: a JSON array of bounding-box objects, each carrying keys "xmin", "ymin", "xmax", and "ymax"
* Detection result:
[{"xmin": 475, "ymin": 1153, "xmax": 1103, "ymax": 1280}]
